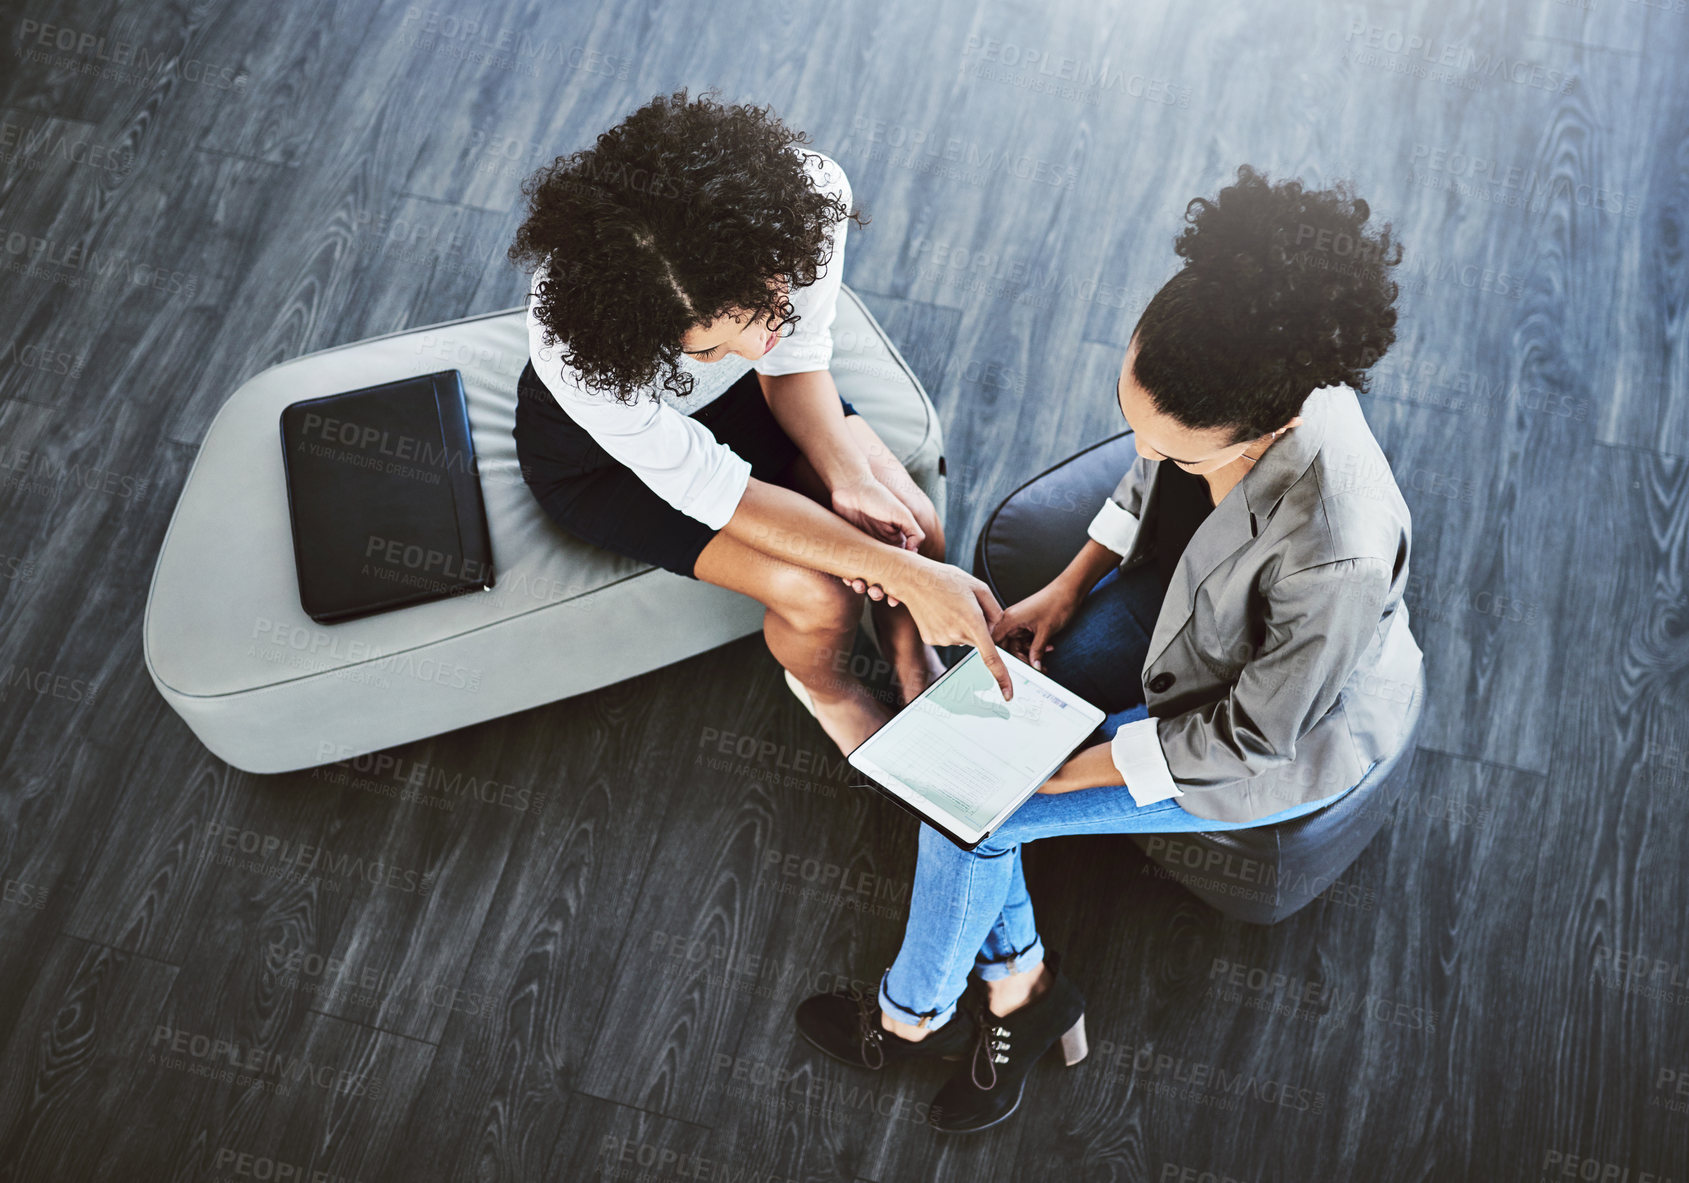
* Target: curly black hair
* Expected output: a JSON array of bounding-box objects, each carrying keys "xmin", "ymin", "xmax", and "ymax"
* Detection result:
[
  {"xmin": 507, "ymin": 88, "xmax": 864, "ymax": 404},
  {"xmin": 1131, "ymin": 164, "xmax": 1403, "ymax": 445}
]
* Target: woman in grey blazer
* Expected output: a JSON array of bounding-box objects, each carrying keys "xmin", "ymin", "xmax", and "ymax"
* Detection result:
[{"xmin": 795, "ymin": 166, "xmax": 1424, "ymax": 1134}]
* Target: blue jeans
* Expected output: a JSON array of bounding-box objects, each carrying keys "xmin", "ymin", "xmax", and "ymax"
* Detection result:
[{"xmin": 877, "ymin": 565, "xmax": 1364, "ymax": 1028}]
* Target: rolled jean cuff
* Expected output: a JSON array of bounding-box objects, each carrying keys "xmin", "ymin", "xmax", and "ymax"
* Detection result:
[
  {"xmin": 878, "ymin": 971, "xmax": 962, "ymax": 1030},
  {"xmin": 973, "ymin": 935, "xmax": 1046, "ymax": 982}
]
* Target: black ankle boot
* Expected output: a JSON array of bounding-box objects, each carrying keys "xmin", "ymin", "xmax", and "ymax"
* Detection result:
[
  {"xmin": 927, "ymin": 951, "xmax": 1088, "ymax": 1133},
  {"xmin": 795, "ymin": 980, "xmax": 979, "ymax": 1070}
]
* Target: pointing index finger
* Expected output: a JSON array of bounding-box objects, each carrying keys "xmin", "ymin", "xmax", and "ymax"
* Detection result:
[{"xmin": 975, "ymin": 636, "xmax": 1013, "ymax": 702}]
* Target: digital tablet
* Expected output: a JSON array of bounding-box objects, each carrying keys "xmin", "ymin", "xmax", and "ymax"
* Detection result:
[{"xmin": 847, "ymin": 648, "xmax": 1106, "ymax": 850}]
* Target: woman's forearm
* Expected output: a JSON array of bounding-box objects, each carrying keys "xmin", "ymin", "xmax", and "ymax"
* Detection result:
[
  {"xmin": 1053, "ymin": 539, "xmax": 1125, "ymax": 600},
  {"xmin": 757, "ymin": 370, "xmax": 872, "ymax": 493},
  {"xmin": 723, "ymin": 476, "xmax": 920, "ymax": 590},
  {"xmin": 1039, "ymin": 742, "xmax": 1125, "ymax": 794}
]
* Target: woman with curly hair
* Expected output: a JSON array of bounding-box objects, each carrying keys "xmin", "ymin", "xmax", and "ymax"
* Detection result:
[
  {"xmin": 509, "ymin": 90, "xmax": 1013, "ymax": 753},
  {"xmin": 795, "ymin": 166, "xmax": 1425, "ymax": 1133}
]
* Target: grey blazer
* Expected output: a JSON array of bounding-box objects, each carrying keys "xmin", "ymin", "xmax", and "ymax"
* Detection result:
[{"xmin": 1093, "ymin": 383, "xmax": 1424, "ymax": 823}]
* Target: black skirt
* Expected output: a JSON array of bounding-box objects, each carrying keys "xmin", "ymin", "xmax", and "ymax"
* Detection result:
[{"xmin": 512, "ymin": 361, "xmax": 857, "ymax": 579}]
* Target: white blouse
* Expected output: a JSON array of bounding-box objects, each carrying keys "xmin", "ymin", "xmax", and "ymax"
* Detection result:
[{"xmin": 524, "ymin": 150, "xmax": 852, "ymax": 530}]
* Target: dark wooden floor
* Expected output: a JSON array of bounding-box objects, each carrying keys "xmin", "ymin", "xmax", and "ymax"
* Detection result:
[{"xmin": 2, "ymin": 0, "xmax": 1686, "ymax": 1179}]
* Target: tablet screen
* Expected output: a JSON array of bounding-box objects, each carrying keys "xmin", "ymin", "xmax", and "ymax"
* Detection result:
[{"xmin": 848, "ymin": 648, "xmax": 1105, "ymax": 843}]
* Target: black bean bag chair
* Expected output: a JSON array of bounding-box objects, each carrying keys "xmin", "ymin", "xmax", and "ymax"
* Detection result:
[{"xmin": 972, "ymin": 432, "xmax": 1425, "ymax": 924}]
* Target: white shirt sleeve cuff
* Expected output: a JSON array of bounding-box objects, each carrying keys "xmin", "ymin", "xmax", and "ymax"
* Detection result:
[
  {"xmin": 693, "ymin": 453, "xmax": 754, "ymax": 530},
  {"xmin": 1110, "ymin": 716, "xmax": 1183, "ymax": 806},
  {"xmin": 1087, "ymin": 498, "xmax": 1140, "ymax": 557}
]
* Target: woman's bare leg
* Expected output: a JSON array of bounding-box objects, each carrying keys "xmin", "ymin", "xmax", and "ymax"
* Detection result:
[
  {"xmin": 788, "ymin": 421, "xmax": 949, "ymax": 704},
  {"xmin": 693, "ymin": 532, "xmax": 891, "ymax": 753}
]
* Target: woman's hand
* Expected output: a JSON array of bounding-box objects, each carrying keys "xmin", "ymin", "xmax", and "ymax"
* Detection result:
[
  {"xmin": 992, "ymin": 580, "xmax": 1084, "ymax": 671},
  {"xmin": 831, "ymin": 474, "xmax": 923, "ymax": 603},
  {"xmin": 831, "ymin": 473, "xmax": 924, "ymax": 551},
  {"xmin": 881, "ymin": 554, "xmax": 1014, "ymax": 699}
]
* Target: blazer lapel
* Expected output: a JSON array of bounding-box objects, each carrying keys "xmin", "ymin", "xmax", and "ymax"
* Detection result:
[{"xmin": 1140, "ymin": 386, "xmax": 1333, "ymax": 671}]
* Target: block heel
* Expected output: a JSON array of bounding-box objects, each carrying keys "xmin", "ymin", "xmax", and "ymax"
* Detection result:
[{"xmin": 1058, "ymin": 1013, "xmax": 1087, "ymax": 1067}]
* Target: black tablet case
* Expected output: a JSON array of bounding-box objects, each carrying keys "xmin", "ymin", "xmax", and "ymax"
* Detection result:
[{"xmin": 279, "ymin": 370, "xmax": 494, "ymax": 624}]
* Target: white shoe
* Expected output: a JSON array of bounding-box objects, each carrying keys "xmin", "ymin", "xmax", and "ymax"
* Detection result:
[{"xmin": 784, "ymin": 669, "xmax": 818, "ymax": 717}]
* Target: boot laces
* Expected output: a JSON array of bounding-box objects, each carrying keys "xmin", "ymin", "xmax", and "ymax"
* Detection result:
[
  {"xmin": 851, "ymin": 987, "xmax": 886, "ymax": 1070},
  {"xmin": 969, "ymin": 1002, "xmax": 1011, "ymax": 1090}
]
